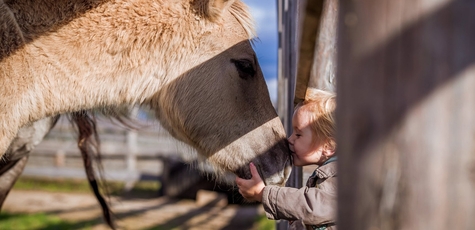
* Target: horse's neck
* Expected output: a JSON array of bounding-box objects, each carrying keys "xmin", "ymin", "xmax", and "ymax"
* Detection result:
[
  {"xmin": 5, "ymin": 0, "xmax": 107, "ymax": 42},
  {"xmin": 0, "ymin": 0, "xmax": 210, "ymax": 158},
  {"xmin": 2, "ymin": 0, "xmax": 198, "ymax": 117},
  {"xmin": 1, "ymin": 46, "xmax": 166, "ymax": 118}
]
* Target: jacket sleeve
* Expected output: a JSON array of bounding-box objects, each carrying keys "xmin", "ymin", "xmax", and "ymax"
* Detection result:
[{"xmin": 261, "ymin": 178, "xmax": 337, "ymax": 225}]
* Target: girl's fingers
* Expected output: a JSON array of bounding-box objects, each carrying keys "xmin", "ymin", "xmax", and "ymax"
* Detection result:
[{"xmin": 249, "ymin": 162, "xmax": 258, "ymax": 178}]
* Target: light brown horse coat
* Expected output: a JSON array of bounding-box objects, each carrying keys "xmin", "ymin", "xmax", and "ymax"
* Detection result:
[{"xmin": 0, "ymin": 0, "xmax": 291, "ymax": 186}]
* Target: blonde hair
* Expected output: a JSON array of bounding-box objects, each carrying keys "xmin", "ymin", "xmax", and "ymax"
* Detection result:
[{"xmin": 295, "ymin": 89, "xmax": 336, "ymax": 151}]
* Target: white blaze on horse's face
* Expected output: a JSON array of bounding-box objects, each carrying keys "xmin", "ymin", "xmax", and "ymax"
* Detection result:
[{"xmin": 151, "ymin": 0, "xmax": 292, "ymax": 186}]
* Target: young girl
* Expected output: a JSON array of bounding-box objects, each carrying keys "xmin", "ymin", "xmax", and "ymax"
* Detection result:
[{"xmin": 235, "ymin": 89, "xmax": 337, "ymax": 230}]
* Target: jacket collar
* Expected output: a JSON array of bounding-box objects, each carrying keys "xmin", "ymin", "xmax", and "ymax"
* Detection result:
[{"xmin": 313, "ymin": 160, "xmax": 337, "ymax": 179}]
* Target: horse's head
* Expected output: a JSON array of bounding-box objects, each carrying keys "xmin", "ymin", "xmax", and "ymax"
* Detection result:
[{"xmin": 149, "ymin": 0, "xmax": 292, "ymax": 186}]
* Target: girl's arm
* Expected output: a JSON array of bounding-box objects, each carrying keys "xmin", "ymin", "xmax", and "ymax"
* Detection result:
[
  {"xmin": 262, "ymin": 181, "xmax": 336, "ymax": 225},
  {"xmin": 235, "ymin": 162, "xmax": 336, "ymax": 225}
]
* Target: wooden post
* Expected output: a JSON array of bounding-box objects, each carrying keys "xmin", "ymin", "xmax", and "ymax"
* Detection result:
[
  {"xmin": 295, "ymin": 0, "xmax": 339, "ymax": 102},
  {"xmin": 55, "ymin": 149, "xmax": 65, "ymax": 167},
  {"xmin": 306, "ymin": 0, "xmax": 338, "ymax": 93},
  {"xmin": 125, "ymin": 106, "xmax": 139, "ymax": 191},
  {"xmin": 337, "ymin": 0, "xmax": 475, "ymax": 229},
  {"xmin": 126, "ymin": 129, "xmax": 137, "ymax": 172},
  {"xmin": 277, "ymin": 0, "xmax": 304, "ymax": 229}
]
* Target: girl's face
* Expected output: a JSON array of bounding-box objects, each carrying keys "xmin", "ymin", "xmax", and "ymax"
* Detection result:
[{"xmin": 288, "ymin": 108, "xmax": 329, "ymax": 166}]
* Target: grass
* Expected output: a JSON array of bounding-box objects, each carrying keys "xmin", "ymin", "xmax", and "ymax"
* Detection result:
[
  {"xmin": 4, "ymin": 177, "xmax": 161, "ymax": 229},
  {"xmin": 13, "ymin": 177, "xmax": 92, "ymax": 193},
  {"xmin": 0, "ymin": 212, "xmax": 92, "ymax": 230},
  {"xmin": 12, "ymin": 176, "xmax": 161, "ymax": 198},
  {"xmin": 253, "ymin": 214, "xmax": 276, "ymax": 230},
  {"xmin": 0, "ymin": 212, "xmax": 275, "ymax": 230},
  {"xmin": 8, "ymin": 177, "xmax": 270, "ymax": 230}
]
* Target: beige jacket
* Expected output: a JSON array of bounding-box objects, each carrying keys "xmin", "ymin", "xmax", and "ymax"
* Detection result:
[{"xmin": 262, "ymin": 161, "xmax": 337, "ymax": 230}]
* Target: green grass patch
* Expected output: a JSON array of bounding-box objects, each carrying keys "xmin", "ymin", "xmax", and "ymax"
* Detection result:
[
  {"xmin": 13, "ymin": 177, "xmax": 92, "ymax": 193},
  {"xmin": 253, "ymin": 214, "xmax": 276, "ymax": 230},
  {"xmin": 0, "ymin": 212, "xmax": 94, "ymax": 230},
  {"xmin": 13, "ymin": 176, "xmax": 161, "ymax": 198}
]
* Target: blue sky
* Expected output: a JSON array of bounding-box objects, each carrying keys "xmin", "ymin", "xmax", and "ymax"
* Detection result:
[{"xmin": 242, "ymin": 0, "xmax": 278, "ymax": 105}]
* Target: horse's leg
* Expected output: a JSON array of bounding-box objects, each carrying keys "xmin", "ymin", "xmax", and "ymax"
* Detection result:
[
  {"xmin": 0, "ymin": 156, "xmax": 28, "ymax": 209},
  {"xmin": 0, "ymin": 116, "xmax": 59, "ymax": 208}
]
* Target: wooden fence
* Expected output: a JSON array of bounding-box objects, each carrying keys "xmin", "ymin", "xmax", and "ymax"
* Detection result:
[
  {"xmin": 280, "ymin": 0, "xmax": 475, "ymax": 229},
  {"xmin": 25, "ymin": 115, "xmax": 234, "ymax": 198}
]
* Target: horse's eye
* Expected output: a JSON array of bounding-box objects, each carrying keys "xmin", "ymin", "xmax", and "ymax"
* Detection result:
[{"xmin": 231, "ymin": 59, "xmax": 255, "ymax": 79}]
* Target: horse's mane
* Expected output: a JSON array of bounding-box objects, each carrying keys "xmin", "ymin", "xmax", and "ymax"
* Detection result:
[{"xmin": 229, "ymin": 1, "xmax": 256, "ymax": 40}]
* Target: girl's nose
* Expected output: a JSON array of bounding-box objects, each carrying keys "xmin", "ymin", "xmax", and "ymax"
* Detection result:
[{"xmin": 287, "ymin": 135, "xmax": 294, "ymax": 144}]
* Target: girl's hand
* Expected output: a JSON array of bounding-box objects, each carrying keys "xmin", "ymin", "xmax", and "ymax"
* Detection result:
[{"xmin": 235, "ymin": 162, "xmax": 265, "ymax": 202}]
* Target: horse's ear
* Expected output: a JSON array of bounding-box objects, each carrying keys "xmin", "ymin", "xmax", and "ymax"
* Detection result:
[{"xmin": 192, "ymin": 0, "xmax": 236, "ymax": 22}]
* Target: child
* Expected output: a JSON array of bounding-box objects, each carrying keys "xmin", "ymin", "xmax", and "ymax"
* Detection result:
[{"xmin": 235, "ymin": 89, "xmax": 337, "ymax": 230}]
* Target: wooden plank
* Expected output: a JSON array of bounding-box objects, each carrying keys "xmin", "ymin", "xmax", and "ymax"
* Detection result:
[
  {"xmin": 306, "ymin": 0, "xmax": 338, "ymax": 93},
  {"xmin": 294, "ymin": 0, "xmax": 324, "ymax": 105},
  {"xmin": 295, "ymin": 0, "xmax": 338, "ymax": 107},
  {"xmin": 337, "ymin": 0, "xmax": 475, "ymax": 229},
  {"xmin": 276, "ymin": 0, "xmax": 305, "ymax": 229}
]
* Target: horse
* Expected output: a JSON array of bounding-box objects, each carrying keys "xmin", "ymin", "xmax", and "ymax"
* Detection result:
[{"xmin": 0, "ymin": 0, "xmax": 292, "ymax": 228}]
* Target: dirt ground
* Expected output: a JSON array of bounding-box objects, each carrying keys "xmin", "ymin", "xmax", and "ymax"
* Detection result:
[{"xmin": 3, "ymin": 189, "xmax": 265, "ymax": 230}]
